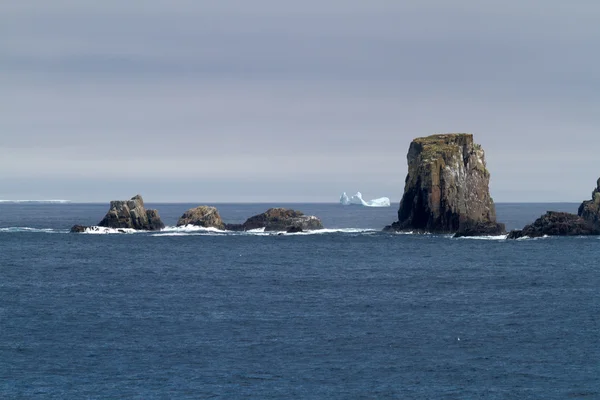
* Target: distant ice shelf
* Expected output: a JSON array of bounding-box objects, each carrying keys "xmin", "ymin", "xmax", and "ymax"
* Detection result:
[
  {"xmin": 340, "ymin": 192, "xmax": 390, "ymax": 207},
  {"xmin": 0, "ymin": 200, "xmax": 71, "ymax": 204}
]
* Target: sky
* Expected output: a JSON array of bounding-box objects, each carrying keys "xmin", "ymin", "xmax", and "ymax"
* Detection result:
[{"xmin": 1, "ymin": 0, "xmax": 599, "ymax": 202}]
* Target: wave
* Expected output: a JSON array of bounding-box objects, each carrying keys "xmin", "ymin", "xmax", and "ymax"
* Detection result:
[
  {"xmin": 454, "ymin": 234, "xmax": 509, "ymax": 241},
  {"xmin": 515, "ymin": 235, "xmax": 550, "ymax": 241},
  {"xmin": 79, "ymin": 226, "xmax": 139, "ymax": 234},
  {"xmin": 161, "ymin": 225, "xmax": 229, "ymax": 234},
  {"xmin": 151, "ymin": 226, "xmax": 377, "ymax": 237}
]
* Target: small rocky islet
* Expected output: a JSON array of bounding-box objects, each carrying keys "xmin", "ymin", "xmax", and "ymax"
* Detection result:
[
  {"xmin": 71, "ymin": 133, "xmax": 600, "ymax": 238},
  {"xmin": 71, "ymin": 197, "xmax": 324, "ymax": 233}
]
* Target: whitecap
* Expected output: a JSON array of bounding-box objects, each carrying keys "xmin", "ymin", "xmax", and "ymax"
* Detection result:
[
  {"xmin": 454, "ymin": 234, "xmax": 509, "ymax": 241},
  {"xmin": 255, "ymin": 228, "xmax": 377, "ymax": 236},
  {"xmin": 80, "ymin": 226, "xmax": 138, "ymax": 234},
  {"xmin": 160, "ymin": 225, "xmax": 228, "ymax": 234}
]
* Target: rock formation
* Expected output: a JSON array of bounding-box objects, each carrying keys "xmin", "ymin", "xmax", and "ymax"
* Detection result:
[
  {"xmin": 507, "ymin": 211, "xmax": 599, "ymax": 239},
  {"xmin": 97, "ymin": 195, "xmax": 164, "ymax": 230},
  {"xmin": 176, "ymin": 206, "xmax": 225, "ymax": 229},
  {"xmin": 508, "ymin": 178, "xmax": 600, "ymax": 239},
  {"xmin": 578, "ymin": 178, "xmax": 600, "ymax": 229},
  {"xmin": 70, "ymin": 194, "xmax": 164, "ymax": 232},
  {"xmin": 383, "ymin": 133, "xmax": 505, "ymax": 235},
  {"xmin": 226, "ymin": 208, "xmax": 324, "ymax": 232}
]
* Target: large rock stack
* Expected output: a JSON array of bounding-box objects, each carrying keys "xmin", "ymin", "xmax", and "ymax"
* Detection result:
[{"xmin": 384, "ymin": 133, "xmax": 505, "ymax": 236}]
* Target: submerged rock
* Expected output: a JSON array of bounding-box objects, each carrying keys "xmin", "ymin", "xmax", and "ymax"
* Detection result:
[
  {"xmin": 226, "ymin": 208, "xmax": 323, "ymax": 232},
  {"xmin": 507, "ymin": 211, "xmax": 599, "ymax": 239},
  {"xmin": 70, "ymin": 225, "xmax": 87, "ymax": 233},
  {"xmin": 71, "ymin": 194, "xmax": 164, "ymax": 232},
  {"xmin": 176, "ymin": 206, "xmax": 225, "ymax": 229},
  {"xmin": 384, "ymin": 133, "xmax": 505, "ymax": 235}
]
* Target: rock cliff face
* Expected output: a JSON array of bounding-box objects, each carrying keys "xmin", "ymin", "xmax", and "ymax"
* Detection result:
[
  {"xmin": 97, "ymin": 194, "xmax": 164, "ymax": 230},
  {"xmin": 578, "ymin": 178, "xmax": 600, "ymax": 229},
  {"xmin": 384, "ymin": 133, "xmax": 505, "ymax": 235},
  {"xmin": 176, "ymin": 206, "xmax": 225, "ymax": 229},
  {"xmin": 226, "ymin": 208, "xmax": 324, "ymax": 232}
]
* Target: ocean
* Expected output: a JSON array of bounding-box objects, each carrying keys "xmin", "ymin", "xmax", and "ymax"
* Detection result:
[{"xmin": 1, "ymin": 202, "xmax": 598, "ymax": 399}]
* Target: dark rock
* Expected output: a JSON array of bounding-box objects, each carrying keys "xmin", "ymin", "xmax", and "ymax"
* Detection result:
[
  {"xmin": 506, "ymin": 229, "xmax": 525, "ymax": 239},
  {"xmin": 384, "ymin": 133, "xmax": 504, "ymax": 235},
  {"xmin": 506, "ymin": 211, "xmax": 600, "ymax": 239},
  {"xmin": 176, "ymin": 206, "xmax": 225, "ymax": 229},
  {"xmin": 244, "ymin": 208, "xmax": 323, "ymax": 231},
  {"xmin": 70, "ymin": 225, "xmax": 88, "ymax": 233},
  {"xmin": 225, "ymin": 208, "xmax": 323, "ymax": 232},
  {"xmin": 453, "ymin": 221, "xmax": 506, "ymax": 238},
  {"xmin": 286, "ymin": 226, "xmax": 304, "ymax": 233},
  {"xmin": 97, "ymin": 194, "xmax": 164, "ymax": 230},
  {"xmin": 578, "ymin": 178, "xmax": 600, "ymax": 229},
  {"xmin": 224, "ymin": 223, "xmax": 244, "ymax": 232}
]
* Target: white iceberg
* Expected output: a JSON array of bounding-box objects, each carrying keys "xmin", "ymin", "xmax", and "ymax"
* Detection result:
[{"xmin": 339, "ymin": 192, "xmax": 391, "ymax": 207}]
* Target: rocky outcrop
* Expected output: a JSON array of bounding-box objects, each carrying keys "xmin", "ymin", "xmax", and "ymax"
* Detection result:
[
  {"xmin": 176, "ymin": 206, "xmax": 225, "ymax": 229},
  {"xmin": 384, "ymin": 133, "xmax": 505, "ymax": 235},
  {"xmin": 507, "ymin": 178, "xmax": 600, "ymax": 239},
  {"xmin": 71, "ymin": 194, "xmax": 164, "ymax": 232},
  {"xmin": 507, "ymin": 211, "xmax": 599, "ymax": 239},
  {"xmin": 226, "ymin": 208, "xmax": 324, "ymax": 232},
  {"xmin": 578, "ymin": 178, "xmax": 600, "ymax": 229},
  {"xmin": 97, "ymin": 195, "xmax": 164, "ymax": 230}
]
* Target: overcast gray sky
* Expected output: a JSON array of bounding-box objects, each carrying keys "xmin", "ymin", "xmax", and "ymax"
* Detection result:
[{"xmin": 1, "ymin": 1, "xmax": 599, "ymax": 202}]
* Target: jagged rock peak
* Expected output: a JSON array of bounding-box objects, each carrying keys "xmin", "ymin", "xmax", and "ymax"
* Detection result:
[
  {"xmin": 97, "ymin": 194, "xmax": 164, "ymax": 231},
  {"xmin": 384, "ymin": 133, "xmax": 505, "ymax": 235}
]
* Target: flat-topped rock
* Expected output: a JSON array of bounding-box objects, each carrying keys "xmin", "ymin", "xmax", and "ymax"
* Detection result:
[
  {"xmin": 384, "ymin": 133, "xmax": 505, "ymax": 235},
  {"xmin": 176, "ymin": 206, "xmax": 225, "ymax": 229},
  {"xmin": 507, "ymin": 211, "xmax": 599, "ymax": 239},
  {"xmin": 226, "ymin": 208, "xmax": 324, "ymax": 232}
]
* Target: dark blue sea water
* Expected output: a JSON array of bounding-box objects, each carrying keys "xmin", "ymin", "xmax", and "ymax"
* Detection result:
[{"xmin": 1, "ymin": 202, "xmax": 598, "ymax": 399}]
